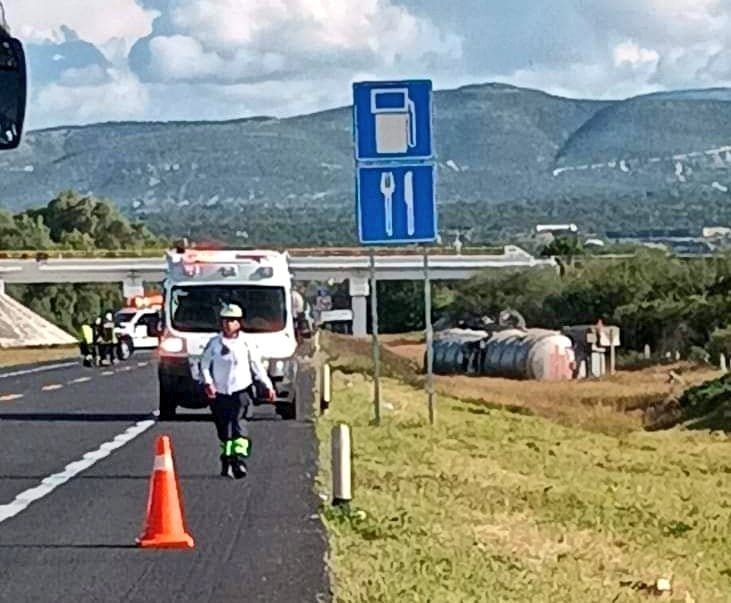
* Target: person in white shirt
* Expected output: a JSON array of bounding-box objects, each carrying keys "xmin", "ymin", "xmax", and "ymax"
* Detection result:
[{"xmin": 200, "ymin": 303, "xmax": 275, "ymax": 479}]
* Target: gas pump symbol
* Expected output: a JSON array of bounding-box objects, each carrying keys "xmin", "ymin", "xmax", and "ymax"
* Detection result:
[{"xmin": 370, "ymin": 88, "xmax": 417, "ymax": 155}]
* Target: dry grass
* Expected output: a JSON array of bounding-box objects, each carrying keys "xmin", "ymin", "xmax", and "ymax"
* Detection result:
[
  {"xmin": 323, "ymin": 333, "xmax": 721, "ymax": 435},
  {"xmin": 317, "ymin": 370, "xmax": 731, "ymax": 603},
  {"xmin": 0, "ymin": 346, "xmax": 77, "ymax": 368}
]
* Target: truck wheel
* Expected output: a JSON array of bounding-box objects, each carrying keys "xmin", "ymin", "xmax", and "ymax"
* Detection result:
[
  {"xmin": 276, "ymin": 401, "xmax": 296, "ymax": 421},
  {"xmin": 117, "ymin": 337, "xmax": 133, "ymax": 361},
  {"xmin": 159, "ymin": 379, "xmax": 177, "ymax": 420}
]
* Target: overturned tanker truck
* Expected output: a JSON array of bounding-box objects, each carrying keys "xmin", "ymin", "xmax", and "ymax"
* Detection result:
[{"xmin": 427, "ymin": 311, "xmax": 576, "ymax": 381}]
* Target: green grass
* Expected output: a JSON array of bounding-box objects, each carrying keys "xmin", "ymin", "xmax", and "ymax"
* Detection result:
[{"xmin": 316, "ymin": 372, "xmax": 731, "ymax": 602}]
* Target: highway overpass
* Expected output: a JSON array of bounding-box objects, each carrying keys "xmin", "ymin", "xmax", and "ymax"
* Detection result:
[{"xmin": 0, "ymin": 246, "xmax": 557, "ymax": 336}]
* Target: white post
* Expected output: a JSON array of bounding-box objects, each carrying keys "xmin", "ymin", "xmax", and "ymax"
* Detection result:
[
  {"xmin": 321, "ymin": 363, "xmax": 332, "ymax": 413},
  {"xmin": 331, "ymin": 424, "xmax": 352, "ymax": 506},
  {"xmin": 349, "ymin": 276, "xmax": 369, "ymax": 338},
  {"xmin": 644, "ymin": 344, "xmax": 651, "ymax": 360},
  {"xmin": 609, "ymin": 329, "xmax": 617, "ymax": 375},
  {"xmin": 720, "ymin": 353, "xmax": 727, "ymax": 373},
  {"xmin": 0, "ymin": 280, "xmax": 5, "ymax": 296}
]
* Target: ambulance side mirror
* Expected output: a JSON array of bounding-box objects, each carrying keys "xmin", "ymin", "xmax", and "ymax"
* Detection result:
[{"xmin": 0, "ymin": 35, "xmax": 27, "ymax": 150}]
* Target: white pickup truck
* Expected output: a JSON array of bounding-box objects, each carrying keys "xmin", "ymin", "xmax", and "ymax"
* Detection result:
[{"xmin": 114, "ymin": 306, "xmax": 161, "ymax": 350}]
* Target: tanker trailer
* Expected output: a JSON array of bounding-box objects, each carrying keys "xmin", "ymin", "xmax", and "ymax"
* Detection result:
[
  {"xmin": 481, "ymin": 329, "xmax": 575, "ymax": 381},
  {"xmin": 429, "ymin": 329, "xmax": 488, "ymax": 375}
]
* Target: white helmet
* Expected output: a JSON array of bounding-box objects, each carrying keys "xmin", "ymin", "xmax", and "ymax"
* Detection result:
[{"xmin": 220, "ymin": 303, "xmax": 244, "ymax": 319}]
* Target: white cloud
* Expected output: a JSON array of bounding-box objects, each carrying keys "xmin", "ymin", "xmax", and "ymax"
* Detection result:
[
  {"xmin": 140, "ymin": 0, "xmax": 462, "ymax": 83},
  {"xmin": 12, "ymin": 0, "xmax": 731, "ymax": 128},
  {"xmin": 32, "ymin": 68, "xmax": 149, "ymax": 127},
  {"xmin": 612, "ymin": 41, "xmax": 659, "ymax": 68},
  {"xmin": 58, "ymin": 64, "xmax": 110, "ymax": 87},
  {"xmin": 5, "ymin": 0, "xmax": 158, "ymax": 50}
]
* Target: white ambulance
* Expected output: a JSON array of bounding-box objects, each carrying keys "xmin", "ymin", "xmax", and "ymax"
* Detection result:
[{"xmin": 156, "ymin": 248, "xmax": 300, "ymax": 420}]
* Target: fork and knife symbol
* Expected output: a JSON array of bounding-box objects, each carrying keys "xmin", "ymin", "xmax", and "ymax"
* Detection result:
[{"xmin": 379, "ymin": 171, "xmax": 415, "ymax": 237}]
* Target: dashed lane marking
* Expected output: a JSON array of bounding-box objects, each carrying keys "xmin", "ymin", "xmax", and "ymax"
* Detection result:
[
  {"xmin": 41, "ymin": 384, "xmax": 64, "ymax": 392},
  {"xmin": 68, "ymin": 377, "xmax": 92, "ymax": 385},
  {"xmin": 0, "ymin": 362, "xmax": 78, "ymax": 380},
  {"xmin": 101, "ymin": 371, "xmax": 115, "ymax": 376},
  {"xmin": 0, "ymin": 418, "xmax": 156, "ymax": 525},
  {"xmin": 0, "ymin": 393, "xmax": 23, "ymax": 402},
  {"xmin": 137, "ymin": 362, "xmax": 149, "ymax": 368}
]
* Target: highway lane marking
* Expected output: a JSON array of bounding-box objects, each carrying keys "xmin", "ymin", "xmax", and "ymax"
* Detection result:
[
  {"xmin": 137, "ymin": 362, "xmax": 149, "ymax": 367},
  {"xmin": 0, "ymin": 362, "xmax": 78, "ymax": 380},
  {"xmin": 0, "ymin": 393, "xmax": 23, "ymax": 401},
  {"xmin": 41, "ymin": 384, "xmax": 63, "ymax": 392},
  {"xmin": 0, "ymin": 418, "xmax": 156, "ymax": 525},
  {"xmin": 101, "ymin": 371, "xmax": 115, "ymax": 376},
  {"xmin": 68, "ymin": 377, "xmax": 92, "ymax": 385}
]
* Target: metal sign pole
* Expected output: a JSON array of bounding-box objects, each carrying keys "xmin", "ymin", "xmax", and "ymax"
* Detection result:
[
  {"xmin": 424, "ymin": 251, "xmax": 435, "ymax": 425},
  {"xmin": 370, "ymin": 253, "xmax": 381, "ymax": 426}
]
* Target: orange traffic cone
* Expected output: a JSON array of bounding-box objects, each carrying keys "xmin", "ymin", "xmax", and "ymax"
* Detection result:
[{"xmin": 136, "ymin": 435, "xmax": 194, "ymax": 549}]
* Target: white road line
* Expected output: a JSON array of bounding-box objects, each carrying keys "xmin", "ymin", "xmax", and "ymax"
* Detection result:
[
  {"xmin": 68, "ymin": 377, "xmax": 92, "ymax": 384},
  {"xmin": 0, "ymin": 419, "xmax": 156, "ymax": 525},
  {"xmin": 117, "ymin": 366, "xmax": 133, "ymax": 372},
  {"xmin": 137, "ymin": 362, "xmax": 149, "ymax": 368},
  {"xmin": 0, "ymin": 393, "xmax": 23, "ymax": 402},
  {"xmin": 101, "ymin": 371, "xmax": 115, "ymax": 376},
  {"xmin": 0, "ymin": 362, "xmax": 77, "ymax": 380},
  {"xmin": 41, "ymin": 384, "xmax": 64, "ymax": 392}
]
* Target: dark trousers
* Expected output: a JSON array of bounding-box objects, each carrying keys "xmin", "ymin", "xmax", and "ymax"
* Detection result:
[{"xmin": 210, "ymin": 390, "xmax": 252, "ymax": 461}]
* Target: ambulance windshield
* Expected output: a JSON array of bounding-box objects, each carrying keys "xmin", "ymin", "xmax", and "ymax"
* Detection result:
[{"xmin": 170, "ymin": 285, "xmax": 287, "ymax": 333}]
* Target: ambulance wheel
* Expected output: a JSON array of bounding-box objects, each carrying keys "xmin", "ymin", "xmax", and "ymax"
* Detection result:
[
  {"xmin": 159, "ymin": 381, "xmax": 177, "ymax": 421},
  {"xmin": 276, "ymin": 401, "xmax": 296, "ymax": 421}
]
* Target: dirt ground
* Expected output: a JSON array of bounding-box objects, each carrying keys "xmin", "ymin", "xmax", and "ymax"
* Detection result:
[{"xmin": 383, "ymin": 339, "xmax": 722, "ymax": 433}]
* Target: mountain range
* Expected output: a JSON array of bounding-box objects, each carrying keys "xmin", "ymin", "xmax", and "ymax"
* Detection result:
[{"xmin": 2, "ymin": 82, "xmax": 731, "ymax": 245}]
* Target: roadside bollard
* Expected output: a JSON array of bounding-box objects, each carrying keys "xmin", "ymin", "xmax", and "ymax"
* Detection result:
[
  {"xmin": 314, "ymin": 330, "xmax": 321, "ymax": 354},
  {"xmin": 331, "ymin": 424, "xmax": 352, "ymax": 507},
  {"xmin": 721, "ymin": 353, "xmax": 728, "ymax": 373},
  {"xmin": 644, "ymin": 344, "xmax": 651, "ymax": 360},
  {"xmin": 320, "ymin": 363, "xmax": 331, "ymax": 413}
]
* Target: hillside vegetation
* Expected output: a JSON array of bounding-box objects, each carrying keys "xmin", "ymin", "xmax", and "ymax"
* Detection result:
[
  {"xmin": 3, "ymin": 84, "xmax": 731, "ymax": 243},
  {"xmin": 0, "ymin": 191, "xmax": 161, "ymax": 334}
]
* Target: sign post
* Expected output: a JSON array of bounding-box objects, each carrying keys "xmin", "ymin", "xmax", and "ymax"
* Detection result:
[
  {"xmin": 369, "ymin": 253, "xmax": 381, "ymax": 425},
  {"xmin": 423, "ymin": 250, "xmax": 435, "ymax": 424},
  {"xmin": 353, "ymin": 79, "xmax": 437, "ymax": 425}
]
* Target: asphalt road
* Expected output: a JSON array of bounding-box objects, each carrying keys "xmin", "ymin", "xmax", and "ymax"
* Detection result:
[{"xmin": 0, "ymin": 355, "xmax": 330, "ymax": 603}]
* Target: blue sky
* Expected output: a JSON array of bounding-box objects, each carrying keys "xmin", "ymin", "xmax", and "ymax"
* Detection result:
[{"xmin": 6, "ymin": 0, "xmax": 731, "ymax": 129}]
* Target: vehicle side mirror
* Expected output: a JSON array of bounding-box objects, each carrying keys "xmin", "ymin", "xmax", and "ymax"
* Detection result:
[{"xmin": 0, "ymin": 36, "xmax": 27, "ymax": 150}]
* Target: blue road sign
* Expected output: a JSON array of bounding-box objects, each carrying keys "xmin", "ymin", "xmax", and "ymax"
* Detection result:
[
  {"xmin": 356, "ymin": 164, "xmax": 436, "ymax": 245},
  {"xmin": 353, "ymin": 80, "xmax": 433, "ymax": 161}
]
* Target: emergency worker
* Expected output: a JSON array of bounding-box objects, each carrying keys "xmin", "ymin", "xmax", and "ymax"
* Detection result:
[
  {"xmin": 200, "ymin": 303, "xmax": 275, "ymax": 479},
  {"xmin": 101, "ymin": 312, "xmax": 117, "ymax": 365},
  {"xmin": 93, "ymin": 317, "xmax": 104, "ymax": 366},
  {"xmin": 79, "ymin": 323, "xmax": 95, "ymax": 367}
]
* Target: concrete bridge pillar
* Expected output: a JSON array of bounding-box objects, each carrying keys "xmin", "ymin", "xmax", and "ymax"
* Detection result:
[
  {"xmin": 349, "ymin": 275, "xmax": 369, "ymax": 337},
  {"xmin": 122, "ymin": 276, "xmax": 145, "ymax": 300}
]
